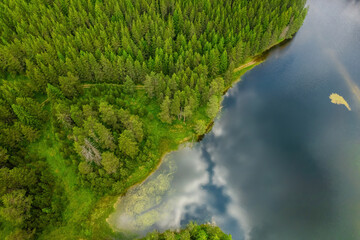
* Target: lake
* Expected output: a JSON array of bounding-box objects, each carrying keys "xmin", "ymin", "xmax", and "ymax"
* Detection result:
[{"xmin": 108, "ymin": 0, "xmax": 360, "ymax": 239}]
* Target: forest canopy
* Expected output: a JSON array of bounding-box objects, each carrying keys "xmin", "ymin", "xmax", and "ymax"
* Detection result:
[
  {"xmin": 141, "ymin": 223, "xmax": 232, "ymax": 240},
  {"xmin": 0, "ymin": 0, "xmax": 307, "ymax": 239}
]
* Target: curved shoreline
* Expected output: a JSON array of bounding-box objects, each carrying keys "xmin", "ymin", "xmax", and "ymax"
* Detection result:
[{"xmin": 106, "ymin": 37, "xmax": 294, "ymax": 223}]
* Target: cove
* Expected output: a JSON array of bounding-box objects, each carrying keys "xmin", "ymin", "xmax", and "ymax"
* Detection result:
[{"xmin": 108, "ymin": 0, "xmax": 360, "ymax": 239}]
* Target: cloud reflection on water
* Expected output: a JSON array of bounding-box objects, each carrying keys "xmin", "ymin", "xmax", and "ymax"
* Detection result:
[{"xmin": 107, "ymin": 146, "xmax": 211, "ymax": 237}]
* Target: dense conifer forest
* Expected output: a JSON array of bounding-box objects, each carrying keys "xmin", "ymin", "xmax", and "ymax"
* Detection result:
[{"xmin": 0, "ymin": 0, "xmax": 307, "ymax": 239}]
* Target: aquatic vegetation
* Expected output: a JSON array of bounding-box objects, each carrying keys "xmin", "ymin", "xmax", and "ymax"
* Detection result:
[{"xmin": 107, "ymin": 157, "xmax": 177, "ymax": 234}]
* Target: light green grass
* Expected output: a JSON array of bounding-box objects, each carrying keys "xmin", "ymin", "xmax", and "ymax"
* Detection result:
[
  {"xmin": 0, "ymin": 219, "xmax": 15, "ymax": 240},
  {"xmin": 29, "ymin": 126, "xmax": 98, "ymax": 239}
]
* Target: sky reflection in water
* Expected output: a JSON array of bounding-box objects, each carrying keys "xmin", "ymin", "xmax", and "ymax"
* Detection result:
[{"xmin": 109, "ymin": 0, "xmax": 360, "ymax": 239}]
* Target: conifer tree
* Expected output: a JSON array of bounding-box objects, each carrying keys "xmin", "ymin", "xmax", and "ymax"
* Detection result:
[
  {"xmin": 159, "ymin": 96, "xmax": 172, "ymax": 123},
  {"xmin": 206, "ymin": 95, "xmax": 220, "ymax": 119},
  {"xmin": 118, "ymin": 130, "xmax": 139, "ymax": 158},
  {"xmin": 171, "ymin": 94, "xmax": 181, "ymax": 119},
  {"xmin": 220, "ymin": 50, "xmax": 229, "ymax": 74},
  {"xmin": 101, "ymin": 152, "xmax": 120, "ymax": 174},
  {"xmin": 59, "ymin": 72, "xmax": 83, "ymax": 99}
]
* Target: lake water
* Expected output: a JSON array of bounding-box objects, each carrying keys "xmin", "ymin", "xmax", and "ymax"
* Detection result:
[{"xmin": 108, "ymin": 0, "xmax": 360, "ymax": 239}]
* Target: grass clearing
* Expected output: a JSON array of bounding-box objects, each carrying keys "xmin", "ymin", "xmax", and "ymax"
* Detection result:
[{"xmin": 29, "ymin": 126, "xmax": 99, "ymax": 239}]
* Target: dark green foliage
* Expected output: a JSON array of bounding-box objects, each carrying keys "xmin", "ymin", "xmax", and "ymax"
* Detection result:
[
  {"xmin": 118, "ymin": 130, "xmax": 139, "ymax": 159},
  {"xmin": 46, "ymin": 84, "xmax": 64, "ymax": 102},
  {"xmin": 0, "ymin": 0, "xmax": 307, "ymax": 238},
  {"xmin": 59, "ymin": 73, "xmax": 83, "ymax": 99},
  {"xmin": 159, "ymin": 96, "xmax": 172, "ymax": 123},
  {"xmin": 0, "ymin": 189, "xmax": 32, "ymax": 226},
  {"xmin": 78, "ymin": 161, "xmax": 93, "ymax": 175},
  {"xmin": 101, "ymin": 152, "xmax": 120, "ymax": 174},
  {"xmin": 141, "ymin": 223, "xmax": 232, "ymax": 240},
  {"xmin": 195, "ymin": 120, "xmax": 207, "ymax": 136},
  {"xmin": 206, "ymin": 95, "xmax": 220, "ymax": 119},
  {"xmin": 11, "ymin": 104, "xmax": 40, "ymax": 127}
]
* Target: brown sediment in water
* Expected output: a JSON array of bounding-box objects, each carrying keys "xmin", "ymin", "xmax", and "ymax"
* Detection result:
[{"xmin": 329, "ymin": 93, "xmax": 351, "ymax": 111}]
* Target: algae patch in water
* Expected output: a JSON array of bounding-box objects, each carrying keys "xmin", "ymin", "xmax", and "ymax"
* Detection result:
[
  {"xmin": 329, "ymin": 93, "xmax": 351, "ymax": 111},
  {"xmin": 107, "ymin": 157, "xmax": 177, "ymax": 235}
]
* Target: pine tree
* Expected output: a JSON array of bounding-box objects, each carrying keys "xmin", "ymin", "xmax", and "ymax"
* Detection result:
[
  {"xmin": 219, "ymin": 50, "xmax": 228, "ymax": 74},
  {"xmin": 159, "ymin": 96, "xmax": 172, "ymax": 123},
  {"xmin": 59, "ymin": 72, "xmax": 83, "ymax": 99},
  {"xmin": 0, "ymin": 189, "xmax": 32, "ymax": 226},
  {"xmin": 11, "ymin": 105, "xmax": 39, "ymax": 127},
  {"xmin": 118, "ymin": 130, "xmax": 138, "ymax": 158},
  {"xmin": 101, "ymin": 152, "xmax": 120, "ymax": 174},
  {"xmin": 124, "ymin": 76, "xmax": 135, "ymax": 94},
  {"xmin": 208, "ymin": 49, "xmax": 220, "ymax": 77},
  {"xmin": 78, "ymin": 162, "xmax": 93, "ymax": 175},
  {"xmin": 99, "ymin": 102, "xmax": 118, "ymax": 128},
  {"xmin": 206, "ymin": 95, "xmax": 220, "ymax": 119},
  {"xmin": 194, "ymin": 120, "xmax": 207, "ymax": 135},
  {"xmin": 171, "ymin": 94, "xmax": 181, "ymax": 119},
  {"xmin": 144, "ymin": 75, "xmax": 154, "ymax": 98},
  {"xmin": 46, "ymin": 84, "xmax": 64, "ymax": 102}
]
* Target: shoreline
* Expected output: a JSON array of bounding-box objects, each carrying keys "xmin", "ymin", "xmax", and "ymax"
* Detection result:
[{"xmin": 107, "ymin": 37, "xmax": 293, "ymax": 218}]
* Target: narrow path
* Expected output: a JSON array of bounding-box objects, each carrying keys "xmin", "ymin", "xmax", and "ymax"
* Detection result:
[
  {"xmin": 41, "ymin": 98, "xmax": 49, "ymax": 106},
  {"xmin": 234, "ymin": 59, "xmax": 259, "ymax": 72},
  {"xmin": 83, "ymin": 83, "xmax": 124, "ymax": 89},
  {"xmin": 41, "ymin": 83, "xmax": 144, "ymax": 107}
]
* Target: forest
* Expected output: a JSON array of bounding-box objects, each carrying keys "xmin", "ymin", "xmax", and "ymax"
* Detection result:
[
  {"xmin": 0, "ymin": 0, "xmax": 307, "ymax": 239},
  {"xmin": 141, "ymin": 223, "xmax": 232, "ymax": 240}
]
